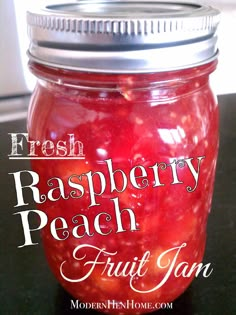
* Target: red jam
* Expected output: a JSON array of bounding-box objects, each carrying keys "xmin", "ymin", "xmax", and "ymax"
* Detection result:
[{"xmin": 27, "ymin": 60, "xmax": 218, "ymax": 314}]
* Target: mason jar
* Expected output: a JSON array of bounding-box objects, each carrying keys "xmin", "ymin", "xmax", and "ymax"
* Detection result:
[{"xmin": 27, "ymin": 1, "xmax": 220, "ymax": 314}]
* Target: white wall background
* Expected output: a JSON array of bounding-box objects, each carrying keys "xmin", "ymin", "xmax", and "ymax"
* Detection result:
[
  {"xmin": 196, "ymin": 0, "xmax": 236, "ymax": 95},
  {"xmin": 1, "ymin": 0, "xmax": 236, "ymax": 96}
]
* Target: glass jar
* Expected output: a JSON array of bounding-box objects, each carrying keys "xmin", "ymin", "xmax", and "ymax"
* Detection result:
[{"xmin": 27, "ymin": 1, "xmax": 220, "ymax": 314}]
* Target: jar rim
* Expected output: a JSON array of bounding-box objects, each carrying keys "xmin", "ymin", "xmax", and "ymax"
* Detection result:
[{"xmin": 27, "ymin": 0, "xmax": 220, "ymax": 73}]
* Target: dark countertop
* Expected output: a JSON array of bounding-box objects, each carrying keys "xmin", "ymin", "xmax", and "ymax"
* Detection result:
[{"xmin": 0, "ymin": 94, "xmax": 235, "ymax": 315}]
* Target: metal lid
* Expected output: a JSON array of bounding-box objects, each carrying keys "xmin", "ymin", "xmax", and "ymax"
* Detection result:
[{"xmin": 27, "ymin": 1, "xmax": 220, "ymax": 73}]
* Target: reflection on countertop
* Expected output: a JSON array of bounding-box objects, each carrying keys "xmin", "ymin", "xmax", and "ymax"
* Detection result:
[{"xmin": 0, "ymin": 94, "xmax": 30, "ymax": 123}]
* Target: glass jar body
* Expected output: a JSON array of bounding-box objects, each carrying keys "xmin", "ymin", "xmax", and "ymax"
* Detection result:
[{"xmin": 28, "ymin": 62, "xmax": 219, "ymax": 314}]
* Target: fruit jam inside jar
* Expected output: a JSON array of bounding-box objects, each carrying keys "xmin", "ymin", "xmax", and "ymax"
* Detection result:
[{"xmin": 27, "ymin": 1, "xmax": 220, "ymax": 314}]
